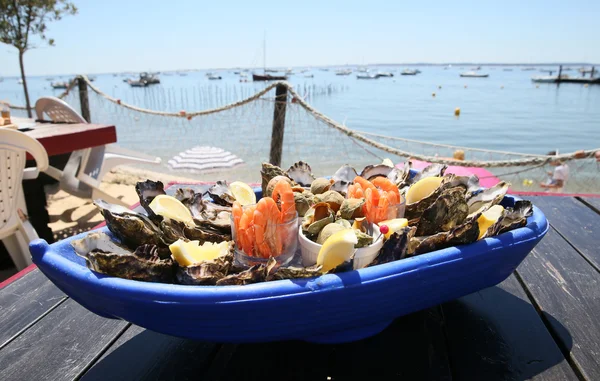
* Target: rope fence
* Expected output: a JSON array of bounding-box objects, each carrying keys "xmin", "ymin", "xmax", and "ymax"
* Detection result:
[{"xmin": 6, "ymin": 77, "xmax": 600, "ymax": 193}]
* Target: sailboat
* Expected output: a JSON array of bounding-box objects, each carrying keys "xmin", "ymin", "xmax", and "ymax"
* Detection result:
[{"xmin": 253, "ymin": 35, "xmax": 287, "ymax": 81}]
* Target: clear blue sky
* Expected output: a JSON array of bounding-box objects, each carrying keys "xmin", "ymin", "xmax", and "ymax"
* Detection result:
[{"xmin": 1, "ymin": 0, "xmax": 598, "ymax": 76}]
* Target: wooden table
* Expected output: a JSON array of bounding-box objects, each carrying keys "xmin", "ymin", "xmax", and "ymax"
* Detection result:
[
  {"xmin": 1, "ymin": 194, "xmax": 599, "ymax": 380},
  {"xmin": 15, "ymin": 117, "xmax": 116, "ymax": 243}
]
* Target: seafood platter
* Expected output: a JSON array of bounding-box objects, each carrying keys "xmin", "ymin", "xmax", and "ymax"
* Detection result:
[{"xmin": 31, "ymin": 160, "xmax": 548, "ymax": 343}]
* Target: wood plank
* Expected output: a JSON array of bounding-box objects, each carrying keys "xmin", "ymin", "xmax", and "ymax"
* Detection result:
[
  {"xmin": 516, "ymin": 226, "xmax": 600, "ymax": 381},
  {"xmin": 579, "ymin": 197, "xmax": 600, "ymax": 214},
  {"xmin": 442, "ymin": 274, "xmax": 577, "ymax": 381},
  {"xmin": 0, "ymin": 269, "xmax": 66, "ymax": 348},
  {"xmin": 528, "ymin": 196, "xmax": 600, "ymax": 271},
  {"xmin": 0, "ymin": 298, "xmax": 128, "ymax": 381},
  {"xmin": 80, "ymin": 325, "xmax": 219, "ymax": 381},
  {"xmin": 220, "ymin": 308, "xmax": 452, "ymax": 380},
  {"xmin": 25, "ymin": 123, "xmax": 117, "ymax": 157}
]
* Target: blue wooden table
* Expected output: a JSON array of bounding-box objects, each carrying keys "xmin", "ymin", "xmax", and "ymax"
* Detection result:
[{"xmin": 1, "ymin": 194, "xmax": 599, "ymax": 380}]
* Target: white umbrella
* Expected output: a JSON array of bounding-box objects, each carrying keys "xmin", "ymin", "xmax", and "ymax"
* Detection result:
[{"xmin": 168, "ymin": 146, "xmax": 244, "ymax": 172}]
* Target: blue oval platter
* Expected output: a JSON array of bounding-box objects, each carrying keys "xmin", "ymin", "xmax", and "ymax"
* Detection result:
[{"xmin": 30, "ymin": 193, "xmax": 548, "ymax": 344}]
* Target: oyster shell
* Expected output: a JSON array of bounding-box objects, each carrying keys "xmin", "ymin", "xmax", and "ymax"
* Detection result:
[
  {"xmin": 302, "ymin": 202, "xmax": 335, "ymax": 236},
  {"xmin": 286, "ymin": 161, "xmax": 315, "ymax": 187},
  {"xmin": 208, "ymin": 181, "xmax": 235, "ymax": 206},
  {"xmin": 498, "ymin": 200, "xmax": 533, "ymax": 234},
  {"xmin": 310, "ymin": 178, "xmax": 334, "ymax": 195},
  {"xmin": 174, "ymin": 187, "xmax": 196, "ymax": 204},
  {"xmin": 175, "ymin": 252, "xmax": 234, "ymax": 285},
  {"xmin": 339, "ymin": 198, "xmax": 366, "ymax": 220},
  {"xmin": 72, "ymin": 232, "xmax": 174, "ymax": 283},
  {"xmin": 360, "ymin": 164, "xmax": 393, "ymax": 181},
  {"xmin": 368, "ymin": 226, "xmax": 416, "ymax": 266},
  {"xmin": 467, "ymin": 181, "xmax": 509, "ymax": 216},
  {"xmin": 314, "ymin": 190, "xmax": 345, "ymax": 212},
  {"xmin": 216, "ymin": 257, "xmax": 278, "ymax": 285},
  {"xmin": 261, "ymin": 162, "xmax": 288, "ymax": 195},
  {"xmin": 416, "ymin": 187, "xmax": 469, "ymax": 236},
  {"xmin": 446, "ymin": 175, "xmax": 481, "ymax": 196},
  {"xmin": 404, "ymin": 177, "xmax": 450, "ymax": 221},
  {"xmin": 411, "ymin": 163, "xmax": 448, "ymax": 183},
  {"xmin": 293, "ymin": 190, "xmax": 314, "ymax": 217},
  {"xmin": 135, "ymin": 180, "xmax": 166, "ymax": 220},
  {"xmin": 395, "ymin": 160, "xmax": 413, "ymax": 189},
  {"xmin": 270, "ymin": 264, "xmax": 323, "ymax": 280},
  {"xmin": 411, "ymin": 213, "xmax": 481, "ymax": 255},
  {"xmin": 330, "ymin": 180, "xmax": 351, "ymax": 196},
  {"xmin": 332, "ymin": 164, "xmax": 358, "ymax": 183},
  {"xmin": 94, "ymin": 200, "xmax": 168, "ymax": 250}
]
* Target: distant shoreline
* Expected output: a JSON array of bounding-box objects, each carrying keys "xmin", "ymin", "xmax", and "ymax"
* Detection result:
[{"xmin": 2, "ymin": 62, "xmax": 597, "ymax": 79}]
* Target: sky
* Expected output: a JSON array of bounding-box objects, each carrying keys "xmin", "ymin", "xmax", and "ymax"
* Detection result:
[{"xmin": 1, "ymin": 0, "xmax": 599, "ymax": 76}]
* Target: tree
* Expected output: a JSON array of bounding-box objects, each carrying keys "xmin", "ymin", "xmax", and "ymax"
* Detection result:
[{"xmin": 0, "ymin": 0, "xmax": 77, "ymax": 117}]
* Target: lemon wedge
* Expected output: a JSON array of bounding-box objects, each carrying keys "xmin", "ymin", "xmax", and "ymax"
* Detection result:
[
  {"xmin": 406, "ymin": 177, "xmax": 444, "ymax": 204},
  {"xmin": 378, "ymin": 218, "xmax": 409, "ymax": 239},
  {"xmin": 169, "ymin": 239, "xmax": 230, "ymax": 266},
  {"xmin": 317, "ymin": 229, "xmax": 358, "ymax": 272},
  {"xmin": 477, "ymin": 205, "xmax": 504, "ymax": 239},
  {"xmin": 229, "ymin": 181, "xmax": 256, "ymax": 206},
  {"xmin": 149, "ymin": 195, "xmax": 193, "ymax": 224}
]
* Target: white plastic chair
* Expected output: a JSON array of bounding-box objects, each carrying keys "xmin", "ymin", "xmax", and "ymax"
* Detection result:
[
  {"xmin": 35, "ymin": 97, "xmax": 161, "ymax": 207},
  {"xmin": 0, "ymin": 129, "xmax": 49, "ymax": 270}
]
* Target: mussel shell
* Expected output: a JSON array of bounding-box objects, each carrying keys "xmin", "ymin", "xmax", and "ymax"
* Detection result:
[
  {"xmin": 135, "ymin": 180, "xmax": 166, "ymax": 220},
  {"xmin": 208, "ymin": 181, "xmax": 235, "ymax": 206},
  {"xmin": 286, "ymin": 161, "xmax": 315, "ymax": 187},
  {"xmin": 416, "ymin": 187, "xmax": 469, "ymax": 236}
]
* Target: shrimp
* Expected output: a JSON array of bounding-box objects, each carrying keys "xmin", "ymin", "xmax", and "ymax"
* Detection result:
[
  {"xmin": 254, "ymin": 197, "xmax": 282, "ymax": 258},
  {"xmin": 272, "ymin": 180, "xmax": 296, "ymax": 223},
  {"xmin": 232, "ymin": 202, "xmax": 243, "ymax": 249},
  {"xmin": 239, "ymin": 204, "xmax": 256, "ymax": 256},
  {"xmin": 372, "ymin": 177, "xmax": 400, "ymax": 202}
]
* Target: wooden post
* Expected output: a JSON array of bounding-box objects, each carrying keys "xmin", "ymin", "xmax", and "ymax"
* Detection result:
[
  {"xmin": 556, "ymin": 65, "xmax": 563, "ymax": 85},
  {"xmin": 592, "ymin": 67, "xmax": 596, "ymax": 78},
  {"xmin": 77, "ymin": 76, "xmax": 91, "ymax": 123},
  {"xmin": 269, "ymin": 83, "xmax": 288, "ymax": 166}
]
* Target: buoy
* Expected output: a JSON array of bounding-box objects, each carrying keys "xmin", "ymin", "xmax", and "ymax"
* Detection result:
[
  {"xmin": 454, "ymin": 107, "xmax": 461, "ymax": 116},
  {"xmin": 179, "ymin": 110, "xmax": 186, "ymax": 117},
  {"xmin": 187, "ymin": 115, "xmax": 192, "ymax": 121},
  {"xmin": 464, "ymin": 85, "xmax": 467, "ymax": 88},
  {"xmin": 438, "ymin": 85, "xmax": 442, "ymax": 89},
  {"xmin": 500, "ymin": 85, "xmax": 504, "ymax": 89},
  {"xmin": 116, "ymin": 99, "xmax": 121, "ymax": 105},
  {"xmin": 584, "ymin": 84, "xmax": 589, "ymax": 88},
  {"xmin": 432, "ymin": 92, "xmax": 436, "ymax": 97},
  {"xmin": 522, "ymin": 179, "xmax": 533, "ymax": 187}
]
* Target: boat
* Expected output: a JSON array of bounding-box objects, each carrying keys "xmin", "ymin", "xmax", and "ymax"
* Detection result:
[
  {"xmin": 127, "ymin": 79, "xmax": 147, "ymax": 87},
  {"xmin": 88, "ymin": 76, "xmax": 96, "ymax": 82},
  {"xmin": 531, "ymin": 75, "xmax": 569, "ymax": 83},
  {"xmin": 335, "ymin": 69, "xmax": 352, "ymax": 76},
  {"xmin": 233, "ymin": 71, "xmax": 241, "ymax": 74},
  {"xmin": 252, "ymin": 36, "xmax": 288, "ymax": 82},
  {"xmin": 140, "ymin": 72, "xmax": 160, "ymax": 84},
  {"xmin": 376, "ymin": 72, "xmax": 394, "ymax": 78},
  {"xmin": 460, "ymin": 71, "xmax": 489, "ymax": 78},
  {"xmin": 208, "ymin": 75, "xmax": 222, "ymax": 80},
  {"xmin": 356, "ymin": 74, "xmax": 378, "ymax": 79},
  {"xmin": 400, "ymin": 69, "xmax": 420, "ymax": 76},
  {"xmin": 357, "ymin": 67, "xmax": 369, "ymax": 73},
  {"xmin": 253, "ymin": 73, "xmax": 287, "ymax": 81},
  {"xmin": 304, "ymin": 74, "xmax": 314, "ymax": 78},
  {"xmin": 17, "ymin": 79, "xmax": 23, "ymax": 84},
  {"xmin": 240, "ymin": 72, "xmax": 248, "ymax": 78},
  {"xmin": 51, "ymin": 82, "xmax": 69, "ymax": 89},
  {"xmin": 471, "ymin": 66, "xmax": 482, "ymax": 71}
]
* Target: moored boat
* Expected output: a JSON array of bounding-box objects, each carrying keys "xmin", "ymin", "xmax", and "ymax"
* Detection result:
[
  {"xmin": 51, "ymin": 81, "xmax": 69, "ymax": 89},
  {"xmin": 252, "ymin": 73, "xmax": 287, "ymax": 81},
  {"xmin": 401, "ymin": 69, "xmax": 420, "ymax": 75},
  {"xmin": 336, "ymin": 69, "xmax": 352, "ymax": 76},
  {"xmin": 357, "ymin": 74, "xmax": 378, "ymax": 79},
  {"xmin": 460, "ymin": 71, "xmax": 489, "ymax": 78},
  {"xmin": 376, "ymin": 72, "xmax": 394, "ymax": 78}
]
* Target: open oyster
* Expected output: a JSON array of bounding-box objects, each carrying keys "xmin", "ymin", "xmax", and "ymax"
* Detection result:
[
  {"xmin": 369, "ymin": 226, "xmax": 416, "ymax": 266},
  {"xmin": 410, "ymin": 213, "xmax": 481, "ymax": 255},
  {"xmin": 499, "ymin": 200, "xmax": 533, "ymax": 234},
  {"xmin": 411, "ymin": 163, "xmax": 448, "ymax": 183},
  {"xmin": 467, "ymin": 181, "xmax": 509, "ymax": 216},
  {"xmin": 360, "ymin": 164, "xmax": 394, "ymax": 181},
  {"xmin": 71, "ymin": 232, "xmax": 174, "ymax": 282},
  {"xmin": 217, "ymin": 257, "xmax": 278, "ymax": 285},
  {"xmin": 208, "ymin": 181, "xmax": 235, "ymax": 206},
  {"xmin": 286, "ymin": 161, "xmax": 315, "ymax": 187}
]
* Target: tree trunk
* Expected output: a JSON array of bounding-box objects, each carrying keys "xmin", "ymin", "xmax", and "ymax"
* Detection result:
[{"xmin": 18, "ymin": 50, "xmax": 32, "ymax": 118}]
